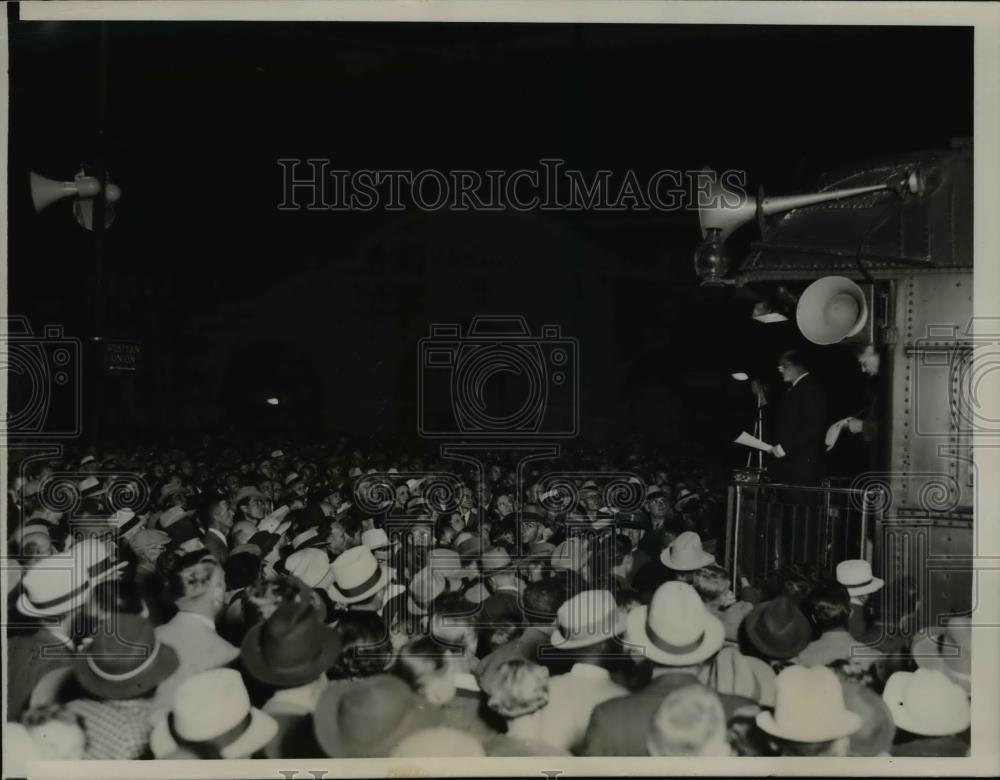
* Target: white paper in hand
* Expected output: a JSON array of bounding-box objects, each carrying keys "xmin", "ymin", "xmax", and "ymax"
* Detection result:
[
  {"xmin": 258, "ymin": 504, "xmax": 291, "ymax": 534},
  {"xmin": 825, "ymin": 419, "xmax": 848, "ymax": 451},
  {"xmin": 733, "ymin": 431, "xmax": 774, "ymax": 452}
]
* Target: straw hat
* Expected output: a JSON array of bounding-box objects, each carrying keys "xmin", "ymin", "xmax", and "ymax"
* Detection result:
[
  {"xmin": 882, "ymin": 669, "xmax": 970, "ymax": 737},
  {"xmin": 17, "ymin": 539, "xmax": 126, "ymax": 618},
  {"xmin": 325, "ymin": 546, "xmax": 390, "ymax": 604},
  {"xmin": 283, "ymin": 547, "xmax": 332, "ymax": 589},
  {"xmin": 755, "ymin": 666, "xmax": 862, "ymax": 742},
  {"xmin": 624, "ymin": 581, "xmax": 724, "ymax": 666},
  {"xmin": 149, "ymin": 669, "xmax": 278, "ymax": 759},
  {"xmin": 835, "ymin": 559, "xmax": 884, "ymax": 597},
  {"xmin": 660, "ymin": 531, "xmax": 715, "ymax": 571}
]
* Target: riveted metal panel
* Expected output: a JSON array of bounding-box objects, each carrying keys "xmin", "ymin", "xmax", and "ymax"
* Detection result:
[{"xmin": 889, "ymin": 273, "xmax": 974, "ymax": 514}]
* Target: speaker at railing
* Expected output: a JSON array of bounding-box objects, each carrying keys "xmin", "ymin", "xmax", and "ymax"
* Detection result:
[{"xmin": 796, "ymin": 275, "xmax": 871, "ymax": 345}]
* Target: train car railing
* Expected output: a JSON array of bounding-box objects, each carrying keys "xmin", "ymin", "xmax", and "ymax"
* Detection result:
[{"xmin": 724, "ymin": 479, "xmax": 884, "ymax": 591}]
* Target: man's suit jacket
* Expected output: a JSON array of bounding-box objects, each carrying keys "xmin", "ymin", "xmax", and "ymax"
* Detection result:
[
  {"xmin": 151, "ymin": 611, "xmax": 240, "ymax": 719},
  {"xmin": 203, "ymin": 528, "xmax": 230, "ymax": 565},
  {"xmin": 772, "ymin": 373, "xmax": 828, "ymax": 486},
  {"xmin": 580, "ymin": 671, "xmax": 758, "ymax": 756},
  {"xmin": 6, "ymin": 629, "xmax": 76, "ymax": 721}
]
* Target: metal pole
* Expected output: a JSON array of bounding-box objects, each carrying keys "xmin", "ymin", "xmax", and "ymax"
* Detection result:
[{"xmin": 91, "ymin": 22, "xmax": 109, "ymax": 450}]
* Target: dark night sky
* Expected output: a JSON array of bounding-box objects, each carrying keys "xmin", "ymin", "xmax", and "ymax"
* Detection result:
[{"xmin": 7, "ymin": 19, "xmax": 973, "ymax": 446}]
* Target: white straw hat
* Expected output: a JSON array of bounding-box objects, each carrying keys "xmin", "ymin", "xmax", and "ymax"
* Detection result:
[
  {"xmin": 150, "ymin": 669, "xmax": 278, "ymax": 759},
  {"xmin": 326, "ymin": 546, "xmax": 390, "ymax": 604},
  {"xmin": 835, "ymin": 559, "xmax": 884, "ymax": 597}
]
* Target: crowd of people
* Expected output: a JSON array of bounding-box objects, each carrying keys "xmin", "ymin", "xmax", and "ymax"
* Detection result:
[{"xmin": 4, "ymin": 437, "xmax": 971, "ymax": 763}]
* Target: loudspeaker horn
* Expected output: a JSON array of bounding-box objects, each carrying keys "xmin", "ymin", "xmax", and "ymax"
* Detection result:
[
  {"xmin": 796, "ymin": 275, "xmax": 869, "ymax": 345},
  {"xmin": 30, "ymin": 171, "xmax": 101, "ymax": 213},
  {"xmin": 697, "ymin": 168, "xmax": 892, "ymax": 242}
]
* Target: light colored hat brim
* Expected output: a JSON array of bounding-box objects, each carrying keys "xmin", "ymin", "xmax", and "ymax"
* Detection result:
[
  {"xmin": 326, "ymin": 565, "xmax": 391, "ymax": 605},
  {"xmin": 910, "ymin": 634, "xmax": 971, "ymax": 692},
  {"xmin": 882, "ymin": 672, "xmax": 971, "ymax": 737},
  {"xmin": 550, "ymin": 610, "xmax": 627, "ymax": 650},
  {"xmin": 660, "ymin": 548, "xmax": 716, "ymax": 571},
  {"xmin": 151, "ymin": 707, "xmax": 278, "ymax": 759},
  {"xmin": 755, "ymin": 708, "xmax": 862, "ymax": 743},
  {"xmin": 624, "ymin": 605, "xmax": 725, "ymax": 666},
  {"xmin": 843, "ymin": 577, "xmax": 884, "ymax": 597}
]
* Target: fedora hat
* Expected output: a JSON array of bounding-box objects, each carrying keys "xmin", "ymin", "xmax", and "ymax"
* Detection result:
[
  {"xmin": 361, "ymin": 528, "xmax": 395, "ymax": 552},
  {"xmin": 841, "ymin": 681, "xmax": 896, "ymax": 756},
  {"xmin": 234, "ymin": 486, "xmax": 265, "ymax": 506},
  {"xmin": 882, "ymin": 669, "xmax": 970, "ymax": 737},
  {"xmin": 391, "ymin": 727, "xmax": 486, "ymax": 757},
  {"xmin": 481, "ymin": 547, "xmax": 516, "ymax": 577},
  {"xmin": 283, "ymin": 547, "xmax": 332, "ymax": 589},
  {"xmin": 835, "ymin": 559, "xmax": 884, "ymax": 597},
  {"xmin": 551, "ymin": 589, "xmax": 626, "ymax": 650},
  {"xmin": 408, "ymin": 566, "xmax": 446, "ymax": 615},
  {"xmin": 241, "ymin": 600, "xmax": 341, "ymax": 688},
  {"xmin": 109, "ymin": 508, "xmax": 144, "ymax": 542},
  {"xmin": 743, "ymin": 595, "xmax": 813, "ymax": 661},
  {"xmin": 696, "ymin": 645, "xmax": 776, "ymax": 707},
  {"xmin": 150, "ymin": 668, "xmax": 278, "ymax": 759},
  {"xmin": 283, "ymin": 472, "xmax": 303, "ymax": 487},
  {"xmin": 550, "ymin": 537, "xmax": 588, "ymax": 573},
  {"xmin": 159, "ymin": 505, "xmax": 194, "ymax": 530},
  {"xmin": 645, "ymin": 485, "xmax": 667, "ymax": 502},
  {"xmin": 625, "ymin": 581, "xmax": 725, "ymax": 666},
  {"xmin": 312, "ymin": 674, "xmax": 443, "ymax": 758},
  {"xmin": 75, "ymin": 614, "xmax": 179, "ymax": 700},
  {"xmin": 660, "ymin": 531, "xmax": 715, "ymax": 571},
  {"xmin": 17, "ymin": 539, "xmax": 126, "ymax": 618},
  {"xmin": 427, "ymin": 547, "xmax": 468, "ymax": 590},
  {"xmin": 756, "ymin": 665, "xmax": 861, "ymax": 742},
  {"xmin": 674, "ymin": 488, "xmax": 701, "ymax": 511},
  {"xmin": 910, "ymin": 619, "xmax": 971, "ymax": 693},
  {"xmin": 326, "ymin": 546, "xmax": 390, "ymax": 604}
]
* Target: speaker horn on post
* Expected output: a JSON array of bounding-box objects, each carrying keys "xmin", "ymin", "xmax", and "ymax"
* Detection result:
[{"xmin": 796, "ymin": 276, "xmax": 870, "ymax": 345}]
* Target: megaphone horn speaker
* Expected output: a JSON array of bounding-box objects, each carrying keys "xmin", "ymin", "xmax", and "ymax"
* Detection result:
[
  {"xmin": 29, "ymin": 171, "xmax": 101, "ymax": 213},
  {"xmin": 796, "ymin": 276, "xmax": 869, "ymax": 345}
]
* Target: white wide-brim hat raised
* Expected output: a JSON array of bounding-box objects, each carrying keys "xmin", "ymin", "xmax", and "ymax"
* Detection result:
[
  {"xmin": 326, "ymin": 546, "xmax": 391, "ymax": 605},
  {"xmin": 882, "ymin": 669, "xmax": 971, "ymax": 737}
]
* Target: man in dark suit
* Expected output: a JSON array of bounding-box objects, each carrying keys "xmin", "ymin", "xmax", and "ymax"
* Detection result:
[{"xmin": 768, "ymin": 349, "xmax": 828, "ymax": 487}]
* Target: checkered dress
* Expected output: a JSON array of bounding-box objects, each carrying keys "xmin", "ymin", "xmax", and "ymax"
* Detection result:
[{"xmin": 66, "ymin": 698, "xmax": 154, "ymax": 759}]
